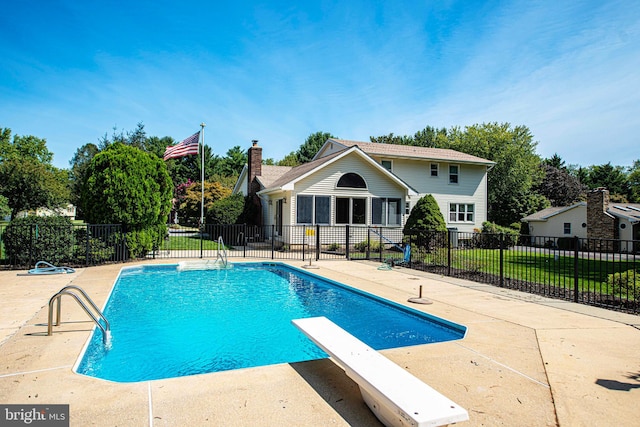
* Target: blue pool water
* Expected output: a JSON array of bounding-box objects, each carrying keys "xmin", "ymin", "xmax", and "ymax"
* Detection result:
[{"xmin": 76, "ymin": 263, "xmax": 466, "ymax": 382}]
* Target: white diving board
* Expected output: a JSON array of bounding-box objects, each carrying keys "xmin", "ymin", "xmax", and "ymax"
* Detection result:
[{"xmin": 292, "ymin": 316, "xmax": 469, "ymax": 427}]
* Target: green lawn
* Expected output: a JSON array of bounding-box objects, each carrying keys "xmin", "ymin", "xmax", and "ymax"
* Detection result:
[
  {"xmin": 159, "ymin": 235, "xmax": 226, "ymax": 251},
  {"xmin": 429, "ymin": 248, "xmax": 639, "ymax": 294}
]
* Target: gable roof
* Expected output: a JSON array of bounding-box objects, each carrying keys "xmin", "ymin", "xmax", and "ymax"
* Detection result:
[
  {"xmin": 521, "ymin": 202, "xmax": 586, "ymax": 222},
  {"xmin": 317, "ymin": 139, "xmax": 495, "ymax": 167},
  {"xmin": 258, "ymin": 146, "xmax": 418, "ymax": 196},
  {"xmin": 232, "ymin": 164, "xmax": 292, "ymax": 194},
  {"xmin": 255, "ymin": 165, "xmax": 292, "ymax": 188}
]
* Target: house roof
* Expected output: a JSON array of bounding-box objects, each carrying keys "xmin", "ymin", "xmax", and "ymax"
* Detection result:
[
  {"xmin": 255, "ymin": 165, "xmax": 292, "ymax": 188},
  {"xmin": 232, "ymin": 164, "xmax": 292, "ymax": 194},
  {"xmin": 608, "ymin": 204, "xmax": 640, "ymax": 223},
  {"xmin": 265, "ymin": 150, "xmax": 345, "ymax": 190},
  {"xmin": 258, "ymin": 146, "xmax": 418, "ymax": 196},
  {"xmin": 521, "ymin": 202, "xmax": 586, "ymax": 222},
  {"xmin": 320, "ymin": 139, "xmax": 495, "ymax": 166},
  {"xmin": 521, "ymin": 201, "xmax": 640, "ymax": 224}
]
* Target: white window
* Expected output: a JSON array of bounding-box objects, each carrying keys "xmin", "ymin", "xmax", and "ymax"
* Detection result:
[
  {"xmin": 372, "ymin": 198, "xmax": 401, "ymax": 226},
  {"xmin": 563, "ymin": 222, "xmax": 571, "ymax": 235},
  {"xmin": 449, "ymin": 165, "xmax": 459, "ymax": 184},
  {"xmin": 336, "ymin": 197, "xmax": 366, "ymax": 224},
  {"xmin": 296, "ymin": 195, "xmax": 330, "ymax": 224},
  {"xmin": 430, "ymin": 163, "xmax": 438, "ymax": 177},
  {"xmin": 337, "ymin": 173, "xmax": 366, "ymax": 189},
  {"xmin": 297, "ymin": 195, "xmax": 313, "ymax": 224},
  {"xmin": 381, "ymin": 160, "xmax": 392, "ymax": 171},
  {"xmin": 449, "ymin": 203, "xmax": 474, "ymax": 222},
  {"xmin": 315, "ymin": 196, "xmax": 330, "ymax": 224}
]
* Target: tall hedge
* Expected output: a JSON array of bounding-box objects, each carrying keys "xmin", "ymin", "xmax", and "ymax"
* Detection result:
[{"xmin": 80, "ymin": 143, "xmax": 172, "ymax": 257}]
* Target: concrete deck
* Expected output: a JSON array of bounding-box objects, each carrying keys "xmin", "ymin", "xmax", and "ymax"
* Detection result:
[{"xmin": 1, "ymin": 259, "xmax": 639, "ymax": 426}]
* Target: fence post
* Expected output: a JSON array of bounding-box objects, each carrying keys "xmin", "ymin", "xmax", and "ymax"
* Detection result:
[
  {"xmin": 199, "ymin": 223, "xmax": 204, "ymax": 259},
  {"xmin": 366, "ymin": 227, "xmax": 370, "ymax": 260},
  {"xmin": 85, "ymin": 224, "xmax": 91, "ymax": 266},
  {"xmin": 29, "ymin": 224, "xmax": 34, "ymax": 268},
  {"xmin": 573, "ymin": 236, "xmax": 579, "ymax": 303},
  {"xmin": 243, "ymin": 224, "xmax": 246, "ymax": 258},
  {"xmin": 447, "ymin": 229, "xmax": 452, "ymax": 277},
  {"xmin": 315, "ymin": 224, "xmax": 320, "ymax": 261},
  {"xmin": 379, "ymin": 228, "xmax": 383, "ymax": 263},
  {"xmin": 499, "ymin": 233, "xmax": 504, "ymax": 287},
  {"xmin": 303, "ymin": 225, "xmax": 306, "ymax": 261},
  {"xmin": 271, "ymin": 225, "xmax": 275, "ymax": 260},
  {"xmin": 345, "ymin": 225, "xmax": 350, "ymax": 260}
]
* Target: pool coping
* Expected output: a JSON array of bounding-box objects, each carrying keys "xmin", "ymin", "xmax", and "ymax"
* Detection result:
[{"xmin": 1, "ymin": 259, "xmax": 639, "ymax": 426}]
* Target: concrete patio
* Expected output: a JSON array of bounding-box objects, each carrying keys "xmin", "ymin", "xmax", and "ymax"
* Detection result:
[{"xmin": 1, "ymin": 259, "xmax": 639, "ymax": 426}]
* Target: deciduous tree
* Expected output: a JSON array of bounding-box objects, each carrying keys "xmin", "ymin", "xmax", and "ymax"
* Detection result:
[
  {"xmin": 0, "ymin": 128, "xmax": 69, "ymax": 219},
  {"xmin": 534, "ymin": 164, "xmax": 586, "ymax": 206},
  {"xmin": 627, "ymin": 160, "xmax": 640, "ymax": 203},
  {"xmin": 446, "ymin": 123, "xmax": 544, "ymax": 226}
]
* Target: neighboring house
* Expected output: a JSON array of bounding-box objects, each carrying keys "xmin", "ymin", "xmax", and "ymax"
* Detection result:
[
  {"xmin": 12, "ymin": 204, "xmax": 77, "ymax": 221},
  {"xmin": 233, "ymin": 139, "xmax": 494, "ymax": 246},
  {"xmin": 522, "ymin": 188, "xmax": 640, "ymax": 251},
  {"xmin": 521, "ymin": 203, "xmax": 588, "ymax": 241}
]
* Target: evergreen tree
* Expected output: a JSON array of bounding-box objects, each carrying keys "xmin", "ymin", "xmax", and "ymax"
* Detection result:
[
  {"xmin": 403, "ymin": 194, "xmax": 447, "ymax": 250},
  {"xmin": 297, "ymin": 131, "xmax": 335, "ymax": 163},
  {"xmin": 80, "ymin": 143, "xmax": 172, "ymax": 257}
]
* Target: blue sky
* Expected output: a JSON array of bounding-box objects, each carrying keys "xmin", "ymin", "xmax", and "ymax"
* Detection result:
[{"xmin": 1, "ymin": 0, "xmax": 638, "ymax": 169}]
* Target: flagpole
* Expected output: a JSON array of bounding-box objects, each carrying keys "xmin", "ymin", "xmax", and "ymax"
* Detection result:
[{"xmin": 200, "ymin": 122, "xmax": 206, "ymax": 226}]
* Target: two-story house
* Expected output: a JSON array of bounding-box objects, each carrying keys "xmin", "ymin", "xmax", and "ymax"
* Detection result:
[{"xmin": 233, "ymin": 139, "xmax": 494, "ymax": 245}]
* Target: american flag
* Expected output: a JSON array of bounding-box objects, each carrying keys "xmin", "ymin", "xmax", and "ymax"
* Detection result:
[{"xmin": 163, "ymin": 131, "xmax": 200, "ymax": 160}]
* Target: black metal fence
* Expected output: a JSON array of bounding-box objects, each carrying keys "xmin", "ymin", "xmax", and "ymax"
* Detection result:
[{"xmin": 1, "ymin": 223, "xmax": 638, "ymax": 314}]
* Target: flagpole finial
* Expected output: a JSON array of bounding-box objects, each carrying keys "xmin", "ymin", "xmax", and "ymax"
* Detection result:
[{"xmin": 200, "ymin": 122, "xmax": 206, "ymax": 128}]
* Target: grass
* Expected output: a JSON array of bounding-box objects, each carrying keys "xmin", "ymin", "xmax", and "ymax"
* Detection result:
[
  {"xmin": 159, "ymin": 235, "xmax": 226, "ymax": 251},
  {"xmin": 422, "ymin": 248, "xmax": 639, "ymax": 295}
]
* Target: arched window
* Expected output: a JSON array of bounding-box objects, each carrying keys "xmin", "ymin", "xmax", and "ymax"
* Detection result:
[{"xmin": 337, "ymin": 173, "xmax": 366, "ymax": 189}]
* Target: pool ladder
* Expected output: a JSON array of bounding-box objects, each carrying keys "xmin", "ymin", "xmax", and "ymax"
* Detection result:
[
  {"xmin": 48, "ymin": 285, "xmax": 111, "ymax": 345},
  {"xmin": 216, "ymin": 236, "xmax": 228, "ymax": 267}
]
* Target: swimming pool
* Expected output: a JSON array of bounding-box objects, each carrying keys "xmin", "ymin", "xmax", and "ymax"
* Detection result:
[{"xmin": 75, "ymin": 263, "xmax": 466, "ymax": 382}]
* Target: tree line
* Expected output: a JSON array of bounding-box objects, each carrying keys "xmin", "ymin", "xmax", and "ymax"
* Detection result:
[{"xmin": 1, "ymin": 122, "xmax": 639, "ymax": 233}]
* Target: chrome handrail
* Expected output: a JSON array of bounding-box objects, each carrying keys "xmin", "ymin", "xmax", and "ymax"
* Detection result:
[
  {"xmin": 216, "ymin": 236, "xmax": 228, "ymax": 267},
  {"xmin": 48, "ymin": 286, "xmax": 111, "ymax": 344}
]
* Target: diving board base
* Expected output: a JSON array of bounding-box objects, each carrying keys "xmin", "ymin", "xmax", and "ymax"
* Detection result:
[{"xmin": 292, "ymin": 316, "xmax": 468, "ymax": 427}]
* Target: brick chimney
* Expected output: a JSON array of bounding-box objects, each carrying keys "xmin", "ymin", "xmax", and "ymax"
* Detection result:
[
  {"xmin": 247, "ymin": 140, "xmax": 262, "ymax": 196},
  {"xmin": 587, "ymin": 187, "xmax": 618, "ymax": 250}
]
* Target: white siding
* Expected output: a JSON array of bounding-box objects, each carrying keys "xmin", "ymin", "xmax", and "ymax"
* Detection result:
[
  {"xmin": 618, "ymin": 218, "xmax": 634, "ymax": 241},
  {"xmin": 293, "ymin": 155, "xmax": 408, "ymax": 227},
  {"xmin": 389, "ymin": 158, "xmax": 489, "ymax": 232},
  {"xmin": 235, "ymin": 174, "xmax": 248, "ymax": 196},
  {"xmin": 527, "ymin": 205, "xmax": 588, "ymax": 239}
]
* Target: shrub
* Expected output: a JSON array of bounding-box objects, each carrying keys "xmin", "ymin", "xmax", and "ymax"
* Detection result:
[
  {"xmin": 403, "ymin": 194, "xmax": 447, "ymax": 251},
  {"xmin": 327, "ymin": 242, "xmax": 341, "ymax": 252},
  {"xmin": 206, "ymin": 193, "xmax": 244, "ymax": 225},
  {"xmin": 354, "ymin": 239, "xmax": 384, "ymax": 253},
  {"xmin": 126, "ymin": 224, "xmax": 167, "ymax": 258},
  {"xmin": 3, "ymin": 215, "xmax": 74, "ymax": 265},
  {"xmin": 72, "ymin": 227, "xmax": 116, "ymax": 264},
  {"xmin": 608, "ymin": 270, "xmax": 640, "ymax": 301},
  {"xmin": 473, "ymin": 222, "xmax": 519, "ymax": 249}
]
